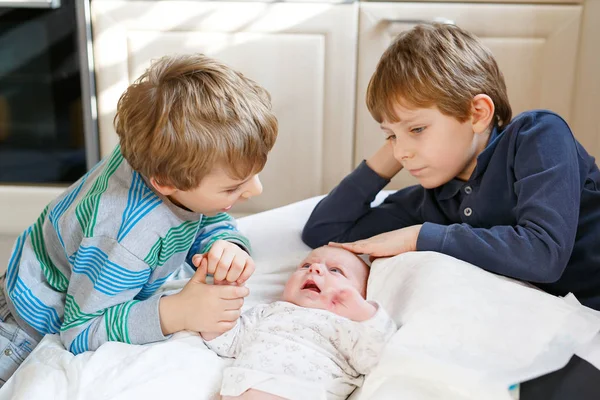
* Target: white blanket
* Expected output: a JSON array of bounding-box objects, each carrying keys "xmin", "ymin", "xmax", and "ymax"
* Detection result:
[{"xmin": 1, "ymin": 194, "xmax": 599, "ymax": 400}]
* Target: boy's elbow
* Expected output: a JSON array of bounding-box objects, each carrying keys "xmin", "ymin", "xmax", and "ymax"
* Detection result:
[
  {"xmin": 543, "ymin": 258, "xmax": 568, "ymax": 283},
  {"xmin": 60, "ymin": 327, "xmax": 95, "ymax": 355},
  {"xmin": 533, "ymin": 245, "xmax": 569, "ymax": 283},
  {"xmin": 301, "ymin": 224, "xmax": 330, "ymax": 249},
  {"xmin": 301, "ymin": 225, "xmax": 320, "ymax": 249}
]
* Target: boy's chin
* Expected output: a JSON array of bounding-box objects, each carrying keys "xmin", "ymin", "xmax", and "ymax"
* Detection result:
[
  {"xmin": 418, "ymin": 176, "xmax": 451, "ymax": 189},
  {"xmin": 201, "ymin": 210, "xmax": 223, "ymax": 217}
]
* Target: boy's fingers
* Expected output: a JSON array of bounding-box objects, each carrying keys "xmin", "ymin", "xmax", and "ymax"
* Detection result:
[
  {"xmin": 222, "ymin": 255, "xmax": 244, "ymax": 282},
  {"xmin": 214, "ymin": 250, "xmax": 235, "ymax": 281},
  {"xmin": 236, "ymin": 260, "xmax": 255, "ymax": 284},
  {"xmin": 219, "ymin": 309, "xmax": 241, "ymax": 322},
  {"xmin": 334, "ymin": 242, "xmax": 365, "ymax": 254},
  {"xmin": 327, "ymin": 242, "xmax": 345, "ymax": 249},
  {"xmin": 223, "ymin": 298, "xmax": 244, "ymax": 311},
  {"xmin": 206, "ymin": 247, "xmax": 224, "ymax": 275},
  {"xmin": 191, "ymin": 254, "xmax": 204, "ymax": 267},
  {"xmin": 217, "ymin": 321, "xmax": 237, "ymax": 332},
  {"xmin": 218, "ymin": 285, "xmax": 250, "ymax": 299},
  {"xmin": 191, "ymin": 258, "xmax": 208, "ymax": 284}
]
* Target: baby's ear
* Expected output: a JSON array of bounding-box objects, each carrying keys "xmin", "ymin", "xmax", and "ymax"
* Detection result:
[
  {"xmin": 470, "ymin": 94, "xmax": 495, "ymax": 134},
  {"xmin": 150, "ymin": 177, "xmax": 177, "ymax": 196}
]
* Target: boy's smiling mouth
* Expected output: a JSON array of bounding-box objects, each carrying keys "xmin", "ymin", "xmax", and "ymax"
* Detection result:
[{"xmin": 301, "ymin": 279, "xmax": 321, "ymax": 293}]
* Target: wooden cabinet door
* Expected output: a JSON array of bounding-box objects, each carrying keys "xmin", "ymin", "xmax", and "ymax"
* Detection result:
[
  {"xmin": 356, "ymin": 2, "xmax": 582, "ymax": 190},
  {"xmin": 91, "ymin": 0, "xmax": 358, "ymax": 213}
]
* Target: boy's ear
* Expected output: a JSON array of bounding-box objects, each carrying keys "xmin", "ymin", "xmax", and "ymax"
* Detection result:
[
  {"xmin": 470, "ymin": 94, "xmax": 495, "ymax": 134},
  {"xmin": 150, "ymin": 177, "xmax": 177, "ymax": 196}
]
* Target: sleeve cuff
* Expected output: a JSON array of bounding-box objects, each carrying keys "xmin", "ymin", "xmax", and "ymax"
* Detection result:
[
  {"xmin": 416, "ymin": 222, "xmax": 449, "ymax": 252},
  {"xmin": 350, "ymin": 161, "xmax": 391, "ymax": 197},
  {"xmin": 203, "ymin": 320, "xmax": 241, "ymax": 357},
  {"xmin": 199, "ymin": 232, "xmax": 252, "ymax": 256},
  {"xmin": 127, "ymin": 294, "xmax": 170, "ymax": 345},
  {"xmin": 361, "ymin": 301, "xmax": 397, "ymax": 336},
  {"xmin": 224, "ymin": 233, "xmax": 252, "ymax": 255}
]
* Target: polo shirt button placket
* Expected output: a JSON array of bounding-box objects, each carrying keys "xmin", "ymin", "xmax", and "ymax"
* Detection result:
[{"xmin": 464, "ymin": 186, "xmax": 473, "ymax": 194}]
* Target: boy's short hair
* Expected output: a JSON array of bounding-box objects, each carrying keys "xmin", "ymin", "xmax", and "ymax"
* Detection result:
[
  {"xmin": 366, "ymin": 23, "xmax": 512, "ymax": 128},
  {"xmin": 114, "ymin": 54, "xmax": 278, "ymax": 190}
]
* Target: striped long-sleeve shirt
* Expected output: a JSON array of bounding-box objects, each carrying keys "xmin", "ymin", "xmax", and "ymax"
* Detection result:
[{"xmin": 3, "ymin": 146, "xmax": 250, "ymax": 354}]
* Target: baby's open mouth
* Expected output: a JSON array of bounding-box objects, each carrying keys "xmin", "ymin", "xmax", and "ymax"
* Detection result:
[{"xmin": 301, "ymin": 280, "xmax": 321, "ymax": 293}]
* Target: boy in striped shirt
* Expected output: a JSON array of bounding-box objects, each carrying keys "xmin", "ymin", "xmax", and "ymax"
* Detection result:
[{"xmin": 0, "ymin": 54, "xmax": 278, "ymax": 386}]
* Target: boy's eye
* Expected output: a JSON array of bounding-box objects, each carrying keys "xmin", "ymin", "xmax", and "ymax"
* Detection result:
[
  {"xmin": 385, "ymin": 134, "xmax": 396, "ymax": 141},
  {"xmin": 411, "ymin": 126, "xmax": 425, "ymax": 134},
  {"xmin": 225, "ymin": 187, "xmax": 241, "ymax": 194}
]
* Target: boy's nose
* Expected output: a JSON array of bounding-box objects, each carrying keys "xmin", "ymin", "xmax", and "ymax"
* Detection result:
[
  {"xmin": 393, "ymin": 142, "xmax": 413, "ymax": 161},
  {"xmin": 308, "ymin": 263, "xmax": 324, "ymax": 275},
  {"xmin": 241, "ymin": 175, "xmax": 263, "ymax": 199}
]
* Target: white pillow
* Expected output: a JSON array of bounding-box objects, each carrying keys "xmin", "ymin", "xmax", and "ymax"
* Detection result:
[{"xmin": 357, "ymin": 252, "xmax": 600, "ymax": 399}]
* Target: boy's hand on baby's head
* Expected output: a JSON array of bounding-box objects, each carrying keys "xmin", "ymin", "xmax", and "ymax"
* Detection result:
[
  {"xmin": 329, "ymin": 224, "xmax": 423, "ymax": 259},
  {"xmin": 192, "ymin": 240, "xmax": 255, "ymax": 285},
  {"xmin": 324, "ymin": 287, "xmax": 376, "ymax": 322}
]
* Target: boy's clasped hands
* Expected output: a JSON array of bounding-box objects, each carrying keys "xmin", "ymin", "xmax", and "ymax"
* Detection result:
[{"xmin": 160, "ymin": 240, "xmax": 254, "ymax": 335}]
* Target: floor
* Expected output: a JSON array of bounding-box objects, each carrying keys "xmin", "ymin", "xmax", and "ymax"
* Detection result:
[{"xmin": 0, "ymin": 234, "xmax": 16, "ymax": 276}]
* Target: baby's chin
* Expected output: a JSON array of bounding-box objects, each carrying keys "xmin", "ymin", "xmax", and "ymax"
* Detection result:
[{"xmin": 283, "ymin": 292, "xmax": 326, "ymax": 309}]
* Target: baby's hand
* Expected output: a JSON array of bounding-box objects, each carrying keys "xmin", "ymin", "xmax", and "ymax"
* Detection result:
[
  {"xmin": 192, "ymin": 240, "xmax": 255, "ymax": 285},
  {"xmin": 325, "ymin": 287, "xmax": 376, "ymax": 322}
]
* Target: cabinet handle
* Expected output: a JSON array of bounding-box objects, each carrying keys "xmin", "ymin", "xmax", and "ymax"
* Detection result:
[{"xmin": 385, "ymin": 17, "xmax": 456, "ymax": 26}]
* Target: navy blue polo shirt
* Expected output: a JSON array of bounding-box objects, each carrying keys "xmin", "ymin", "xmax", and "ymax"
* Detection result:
[{"xmin": 302, "ymin": 110, "xmax": 600, "ymax": 310}]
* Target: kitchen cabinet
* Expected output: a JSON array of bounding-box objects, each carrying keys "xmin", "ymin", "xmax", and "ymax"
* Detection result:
[
  {"xmin": 355, "ymin": 2, "xmax": 583, "ymax": 190},
  {"xmin": 91, "ymin": 0, "xmax": 358, "ymax": 214},
  {"xmin": 2, "ymin": 0, "xmax": 598, "ymax": 234}
]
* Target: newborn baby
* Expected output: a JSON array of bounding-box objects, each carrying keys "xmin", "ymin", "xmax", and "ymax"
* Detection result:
[{"xmin": 201, "ymin": 245, "xmax": 397, "ymax": 400}]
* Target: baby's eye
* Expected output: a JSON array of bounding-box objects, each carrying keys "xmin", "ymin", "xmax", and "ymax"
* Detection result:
[
  {"xmin": 329, "ymin": 267, "xmax": 341, "ymax": 274},
  {"xmin": 411, "ymin": 126, "xmax": 425, "ymax": 134},
  {"xmin": 301, "ymin": 263, "xmax": 310, "ymax": 269}
]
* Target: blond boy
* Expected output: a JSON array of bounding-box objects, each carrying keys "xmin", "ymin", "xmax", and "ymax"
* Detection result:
[{"xmin": 0, "ymin": 54, "xmax": 277, "ymax": 385}]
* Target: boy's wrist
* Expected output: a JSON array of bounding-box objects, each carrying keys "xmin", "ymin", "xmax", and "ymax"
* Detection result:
[
  {"xmin": 366, "ymin": 144, "xmax": 403, "ymax": 180},
  {"xmin": 159, "ymin": 293, "xmax": 185, "ymax": 335}
]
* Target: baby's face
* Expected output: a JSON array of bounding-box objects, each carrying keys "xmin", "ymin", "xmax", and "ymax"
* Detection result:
[{"xmin": 282, "ymin": 246, "xmax": 369, "ymax": 309}]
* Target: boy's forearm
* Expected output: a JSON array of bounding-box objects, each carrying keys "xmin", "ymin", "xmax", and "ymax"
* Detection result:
[
  {"xmin": 159, "ymin": 294, "xmax": 185, "ymax": 335},
  {"xmin": 302, "ymin": 161, "xmax": 391, "ymax": 248},
  {"xmin": 366, "ymin": 143, "xmax": 403, "ymax": 180}
]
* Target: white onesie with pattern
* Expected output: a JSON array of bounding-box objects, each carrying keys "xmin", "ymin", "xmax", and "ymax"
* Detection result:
[{"xmin": 205, "ymin": 301, "xmax": 397, "ymax": 400}]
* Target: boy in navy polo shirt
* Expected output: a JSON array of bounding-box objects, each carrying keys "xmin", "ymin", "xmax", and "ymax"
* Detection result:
[{"xmin": 302, "ymin": 23, "xmax": 600, "ymax": 311}]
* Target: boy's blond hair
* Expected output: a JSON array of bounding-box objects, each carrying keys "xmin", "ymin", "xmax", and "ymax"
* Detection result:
[
  {"xmin": 366, "ymin": 23, "xmax": 512, "ymax": 128},
  {"xmin": 114, "ymin": 54, "xmax": 278, "ymax": 190}
]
